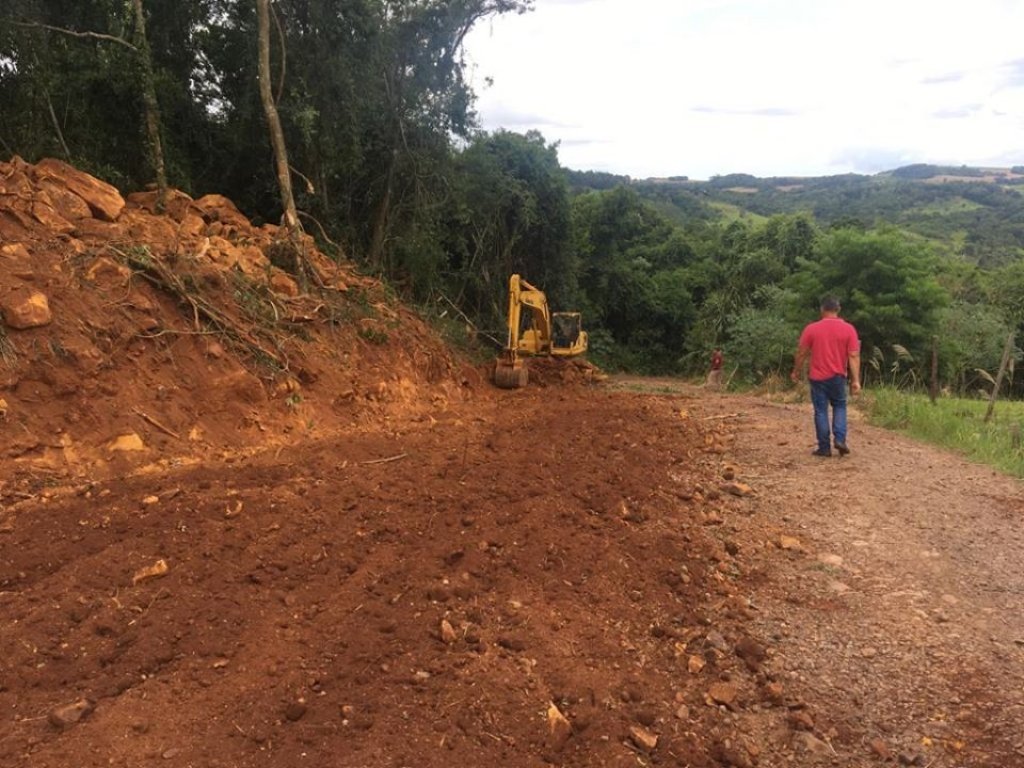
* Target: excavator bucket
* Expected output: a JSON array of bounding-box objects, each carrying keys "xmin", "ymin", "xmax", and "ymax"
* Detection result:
[{"xmin": 494, "ymin": 358, "xmax": 528, "ymax": 389}]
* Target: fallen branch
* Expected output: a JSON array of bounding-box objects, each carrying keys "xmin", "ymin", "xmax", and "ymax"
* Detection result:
[
  {"xmin": 132, "ymin": 407, "xmax": 181, "ymax": 440},
  {"xmin": 360, "ymin": 453, "xmax": 408, "ymax": 466},
  {"xmin": 436, "ymin": 292, "xmax": 503, "ymax": 347},
  {"xmin": 114, "ymin": 246, "xmax": 290, "ymax": 372},
  {"xmin": 701, "ymin": 413, "xmax": 742, "ymax": 421}
]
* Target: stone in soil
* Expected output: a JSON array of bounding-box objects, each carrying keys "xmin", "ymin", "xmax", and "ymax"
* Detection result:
[{"xmin": 48, "ymin": 699, "xmax": 95, "ymax": 729}]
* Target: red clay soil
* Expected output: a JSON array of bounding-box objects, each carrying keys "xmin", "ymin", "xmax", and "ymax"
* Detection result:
[
  {"xmin": 3, "ymin": 160, "xmax": 1024, "ymax": 768},
  {"xmin": 0, "ymin": 156, "xmax": 472, "ymax": 490}
]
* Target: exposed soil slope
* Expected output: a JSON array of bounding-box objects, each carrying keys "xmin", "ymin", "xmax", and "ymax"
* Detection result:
[{"xmin": 0, "ymin": 156, "xmax": 472, "ymax": 491}]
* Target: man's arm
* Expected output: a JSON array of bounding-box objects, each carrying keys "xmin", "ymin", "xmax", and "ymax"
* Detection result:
[
  {"xmin": 848, "ymin": 350, "xmax": 861, "ymax": 394},
  {"xmin": 791, "ymin": 346, "xmax": 809, "ymax": 383}
]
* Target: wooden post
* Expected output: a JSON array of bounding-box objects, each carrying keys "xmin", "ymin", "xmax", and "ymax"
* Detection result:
[
  {"xmin": 984, "ymin": 330, "xmax": 1015, "ymax": 423},
  {"xmin": 929, "ymin": 335, "xmax": 939, "ymax": 405}
]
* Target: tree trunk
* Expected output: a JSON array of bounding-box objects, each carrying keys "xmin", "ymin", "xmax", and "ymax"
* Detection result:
[
  {"xmin": 256, "ymin": 0, "xmax": 300, "ymax": 234},
  {"xmin": 368, "ymin": 151, "xmax": 396, "ymax": 271},
  {"xmin": 131, "ymin": 0, "xmax": 168, "ymax": 210},
  {"xmin": 929, "ymin": 334, "xmax": 939, "ymax": 404}
]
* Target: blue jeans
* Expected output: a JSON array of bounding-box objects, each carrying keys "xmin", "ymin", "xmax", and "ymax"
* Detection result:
[{"xmin": 810, "ymin": 376, "xmax": 848, "ymax": 452}]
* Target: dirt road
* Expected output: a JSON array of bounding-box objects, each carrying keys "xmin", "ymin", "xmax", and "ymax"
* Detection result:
[
  {"xmin": 701, "ymin": 386, "xmax": 1024, "ymax": 767},
  {"xmin": 2, "ymin": 381, "xmax": 1023, "ymax": 767}
]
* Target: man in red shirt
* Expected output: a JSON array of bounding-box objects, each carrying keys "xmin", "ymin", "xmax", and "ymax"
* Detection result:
[
  {"xmin": 790, "ymin": 296, "xmax": 861, "ymax": 457},
  {"xmin": 706, "ymin": 348, "xmax": 724, "ymax": 390}
]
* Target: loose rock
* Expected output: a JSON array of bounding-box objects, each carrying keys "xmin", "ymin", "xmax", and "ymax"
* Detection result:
[
  {"xmin": 793, "ymin": 731, "xmax": 832, "ymax": 756},
  {"xmin": 440, "ymin": 619, "xmax": 457, "ymax": 644},
  {"xmin": 707, "ymin": 681, "xmax": 739, "ymax": 707},
  {"xmin": 132, "ymin": 558, "xmax": 169, "ymax": 585},
  {"xmin": 735, "ymin": 636, "xmax": 767, "ymax": 670},
  {"xmin": 629, "ymin": 725, "xmax": 658, "ymax": 752},
  {"xmin": 2, "ymin": 290, "xmax": 52, "ymax": 329},
  {"xmin": 546, "ymin": 702, "xmax": 572, "ymax": 750},
  {"xmin": 721, "ymin": 481, "xmax": 753, "ymax": 497},
  {"xmin": 763, "ymin": 681, "xmax": 785, "ymax": 705},
  {"xmin": 869, "ymin": 737, "xmax": 893, "ymax": 760},
  {"xmin": 778, "ymin": 535, "xmax": 804, "ymax": 551},
  {"xmin": 48, "ymin": 698, "xmax": 95, "ymax": 729}
]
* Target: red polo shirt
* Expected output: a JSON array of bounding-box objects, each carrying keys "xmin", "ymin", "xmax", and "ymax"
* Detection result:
[{"xmin": 798, "ymin": 317, "xmax": 860, "ymax": 381}]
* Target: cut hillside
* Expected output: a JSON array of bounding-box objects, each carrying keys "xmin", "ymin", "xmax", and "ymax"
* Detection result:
[{"xmin": 0, "ymin": 157, "xmax": 477, "ymax": 489}]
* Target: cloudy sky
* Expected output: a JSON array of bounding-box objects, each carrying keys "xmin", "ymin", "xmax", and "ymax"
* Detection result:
[{"xmin": 463, "ymin": 0, "xmax": 1024, "ymax": 180}]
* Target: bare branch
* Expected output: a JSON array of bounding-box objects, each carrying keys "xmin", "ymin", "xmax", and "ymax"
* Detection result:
[
  {"xmin": 289, "ymin": 164, "xmax": 315, "ymax": 195},
  {"xmin": 7, "ymin": 19, "xmax": 136, "ymax": 50},
  {"xmin": 42, "ymin": 87, "xmax": 71, "ymax": 160},
  {"xmin": 271, "ymin": 2, "xmax": 287, "ymax": 105}
]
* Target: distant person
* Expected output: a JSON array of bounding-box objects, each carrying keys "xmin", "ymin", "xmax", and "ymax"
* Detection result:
[
  {"xmin": 706, "ymin": 348, "xmax": 724, "ymax": 390},
  {"xmin": 791, "ymin": 296, "xmax": 861, "ymax": 457}
]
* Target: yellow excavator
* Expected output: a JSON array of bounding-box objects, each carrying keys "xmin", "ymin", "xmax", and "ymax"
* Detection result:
[{"xmin": 493, "ymin": 274, "xmax": 588, "ymax": 388}]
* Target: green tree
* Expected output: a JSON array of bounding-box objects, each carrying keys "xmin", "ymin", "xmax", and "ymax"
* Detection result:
[
  {"xmin": 442, "ymin": 129, "xmax": 573, "ymax": 329},
  {"xmin": 1, "ymin": 0, "xmax": 222, "ymax": 194},
  {"xmin": 788, "ymin": 228, "xmax": 948, "ymax": 360},
  {"xmin": 937, "ymin": 302, "xmax": 1013, "ymax": 394},
  {"xmin": 727, "ymin": 286, "xmax": 803, "ymax": 382},
  {"xmin": 569, "ymin": 187, "xmax": 697, "ymax": 371},
  {"xmin": 2, "ymin": 0, "xmax": 153, "ymax": 185},
  {"xmin": 987, "ymin": 261, "xmax": 1024, "ymax": 326}
]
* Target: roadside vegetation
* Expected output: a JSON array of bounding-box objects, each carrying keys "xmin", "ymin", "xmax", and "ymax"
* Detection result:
[{"xmin": 865, "ymin": 387, "xmax": 1024, "ymax": 478}]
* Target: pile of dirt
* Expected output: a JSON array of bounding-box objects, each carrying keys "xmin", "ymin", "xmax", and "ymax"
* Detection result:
[
  {"xmin": 0, "ymin": 157, "xmax": 476, "ymax": 489},
  {"xmin": 517, "ymin": 356, "xmax": 604, "ymax": 387}
]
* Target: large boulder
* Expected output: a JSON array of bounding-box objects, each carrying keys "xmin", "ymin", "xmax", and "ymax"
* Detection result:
[
  {"xmin": 193, "ymin": 194, "xmax": 252, "ymax": 229},
  {"xmin": 125, "ymin": 188, "xmax": 196, "ymax": 222},
  {"xmin": 33, "ymin": 158, "xmax": 125, "ymax": 222},
  {"xmin": 0, "ymin": 157, "xmax": 35, "ymax": 198},
  {"xmin": 37, "ymin": 177, "xmax": 93, "ymax": 220},
  {"xmin": 30, "ymin": 200, "xmax": 75, "ymax": 234}
]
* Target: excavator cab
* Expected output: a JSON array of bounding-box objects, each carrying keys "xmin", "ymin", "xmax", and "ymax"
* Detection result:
[
  {"xmin": 551, "ymin": 312, "xmax": 583, "ymax": 351},
  {"xmin": 493, "ymin": 274, "xmax": 588, "ymax": 389}
]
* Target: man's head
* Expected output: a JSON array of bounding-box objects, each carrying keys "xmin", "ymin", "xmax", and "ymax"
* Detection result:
[{"xmin": 820, "ymin": 295, "xmax": 841, "ymax": 315}]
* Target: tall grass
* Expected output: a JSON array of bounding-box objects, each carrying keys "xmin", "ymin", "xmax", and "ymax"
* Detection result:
[{"xmin": 865, "ymin": 386, "xmax": 1024, "ymax": 477}]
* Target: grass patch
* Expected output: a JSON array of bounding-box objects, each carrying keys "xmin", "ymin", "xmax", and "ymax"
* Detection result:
[
  {"xmin": 865, "ymin": 386, "xmax": 1024, "ymax": 477},
  {"xmin": 707, "ymin": 201, "xmax": 768, "ymax": 223},
  {"xmin": 357, "ymin": 326, "xmax": 389, "ymax": 345}
]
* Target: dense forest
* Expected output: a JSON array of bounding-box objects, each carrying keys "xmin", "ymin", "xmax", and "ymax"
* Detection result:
[{"xmin": 3, "ymin": 1, "xmax": 1024, "ymax": 394}]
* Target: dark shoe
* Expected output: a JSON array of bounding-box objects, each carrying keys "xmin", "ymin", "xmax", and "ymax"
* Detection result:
[
  {"xmin": 834, "ymin": 441, "xmax": 850, "ymax": 456},
  {"xmin": 811, "ymin": 448, "xmax": 832, "ymax": 457}
]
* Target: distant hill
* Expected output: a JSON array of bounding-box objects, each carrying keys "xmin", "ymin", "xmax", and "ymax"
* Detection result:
[{"xmin": 564, "ymin": 164, "xmax": 1024, "ymax": 267}]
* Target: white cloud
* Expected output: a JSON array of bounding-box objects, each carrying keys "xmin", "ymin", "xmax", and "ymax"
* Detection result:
[{"xmin": 464, "ymin": 0, "xmax": 1024, "ymax": 178}]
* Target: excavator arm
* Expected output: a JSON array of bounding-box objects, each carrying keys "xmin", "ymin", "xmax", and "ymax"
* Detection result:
[{"xmin": 506, "ymin": 274, "xmax": 552, "ymax": 355}]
